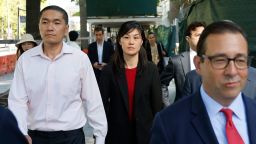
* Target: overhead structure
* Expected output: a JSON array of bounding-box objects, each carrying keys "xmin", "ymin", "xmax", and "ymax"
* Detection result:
[{"xmin": 86, "ymin": 0, "xmax": 160, "ymax": 30}]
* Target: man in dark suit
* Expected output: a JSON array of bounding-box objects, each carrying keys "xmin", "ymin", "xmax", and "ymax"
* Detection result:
[
  {"xmin": 150, "ymin": 21, "xmax": 256, "ymax": 144},
  {"xmin": 88, "ymin": 26, "xmax": 114, "ymax": 83},
  {"xmin": 160, "ymin": 21, "xmax": 206, "ymax": 105},
  {"xmin": 182, "ymin": 67, "xmax": 256, "ymax": 99},
  {"xmin": 0, "ymin": 106, "xmax": 28, "ymax": 143}
]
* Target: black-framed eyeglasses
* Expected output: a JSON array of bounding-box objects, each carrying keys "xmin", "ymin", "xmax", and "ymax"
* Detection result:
[{"xmin": 202, "ymin": 55, "xmax": 250, "ymax": 70}]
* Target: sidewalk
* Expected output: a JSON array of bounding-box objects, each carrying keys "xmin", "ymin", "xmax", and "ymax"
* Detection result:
[
  {"xmin": 0, "ymin": 72, "xmax": 94, "ymax": 144},
  {"xmin": 0, "ymin": 72, "xmax": 13, "ymax": 94}
]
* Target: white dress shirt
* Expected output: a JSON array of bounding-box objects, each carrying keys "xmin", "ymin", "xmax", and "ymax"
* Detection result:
[
  {"xmin": 200, "ymin": 86, "xmax": 249, "ymax": 144},
  {"xmin": 97, "ymin": 42, "xmax": 103, "ymax": 64},
  {"xmin": 8, "ymin": 42, "xmax": 107, "ymax": 144},
  {"xmin": 66, "ymin": 41, "xmax": 81, "ymax": 50},
  {"xmin": 189, "ymin": 48, "xmax": 196, "ymax": 70}
]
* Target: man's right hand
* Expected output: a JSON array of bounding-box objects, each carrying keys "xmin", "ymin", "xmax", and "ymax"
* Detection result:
[{"xmin": 25, "ymin": 135, "xmax": 32, "ymax": 144}]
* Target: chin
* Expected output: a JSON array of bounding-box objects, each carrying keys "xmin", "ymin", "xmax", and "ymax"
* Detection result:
[{"xmin": 223, "ymin": 90, "xmax": 241, "ymax": 99}]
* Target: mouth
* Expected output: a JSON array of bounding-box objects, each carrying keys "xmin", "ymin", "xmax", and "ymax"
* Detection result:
[
  {"xmin": 45, "ymin": 34, "xmax": 55, "ymax": 37},
  {"xmin": 224, "ymin": 81, "xmax": 239, "ymax": 88},
  {"xmin": 127, "ymin": 46, "xmax": 135, "ymax": 49}
]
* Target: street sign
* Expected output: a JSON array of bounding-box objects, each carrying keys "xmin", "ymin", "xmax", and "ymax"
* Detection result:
[{"xmin": 20, "ymin": 16, "xmax": 26, "ymax": 23}]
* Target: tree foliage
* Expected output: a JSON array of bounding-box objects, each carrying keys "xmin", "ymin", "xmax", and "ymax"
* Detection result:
[{"xmin": 0, "ymin": 0, "xmax": 26, "ymax": 39}]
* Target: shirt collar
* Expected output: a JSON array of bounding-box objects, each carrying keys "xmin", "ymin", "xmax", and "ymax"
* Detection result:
[
  {"xmin": 190, "ymin": 48, "xmax": 196, "ymax": 55},
  {"xmin": 200, "ymin": 86, "xmax": 245, "ymax": 120},
  {"xmin": 29, "ymin": 42, "xmax": 74, "ymax": 58}
]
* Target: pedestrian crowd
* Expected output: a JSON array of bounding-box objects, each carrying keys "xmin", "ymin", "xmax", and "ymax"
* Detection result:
[{"xmin": 1, "ymin": 5, "xmax": 256, "ymax": 144}]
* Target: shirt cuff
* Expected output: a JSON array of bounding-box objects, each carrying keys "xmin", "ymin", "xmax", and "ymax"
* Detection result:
[{"xmin": 95, "ymin": 136, "xmax": 105, "ymax": 144}]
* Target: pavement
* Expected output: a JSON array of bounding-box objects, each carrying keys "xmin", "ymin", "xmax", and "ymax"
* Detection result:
[
  {"xmin": 0, "ymin": 72, "xmax": 94, "ymax": 144},
  {"xmin": 0, "ymin": 72, "xmax": 13, "ymax": 94}
]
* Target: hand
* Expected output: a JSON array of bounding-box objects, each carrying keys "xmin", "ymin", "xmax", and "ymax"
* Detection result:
[
  {"xmin": 101, "ymin": 62, "xmax": 107, "ymax": 66},
  {"xmin": 162, "ymin": 51, "xmax": 166, "ymax": 56},
  {"xmin": 25, "ymin": 135, "xmax": 32, "ymax": 144},
  {"xmin": 93, "ymin": 62, "xmax": 101, "ymax": 69},
  {"xmin": 98, "ymin": 62, "xmax": 107, "ymax": 70}
]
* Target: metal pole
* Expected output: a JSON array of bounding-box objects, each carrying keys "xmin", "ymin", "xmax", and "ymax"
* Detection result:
[{"xmin": 18, "ymin": 7, "xmax": 20, "ymax": 39}]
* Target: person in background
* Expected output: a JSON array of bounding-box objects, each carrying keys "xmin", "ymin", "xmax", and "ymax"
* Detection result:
[
  {"xmin": 100, "ymin": 21, "xmax": 162, "ymax": 144},
  {"xmin": 0, "ymin": 106, "xmax": 28, "ymax": 144},
  {"xmin": 8, "ymin": 5, "xmax": 107, "ymax": 144},
  {"xmin": 145, "ymin": 32, "xmax": 166, "ymax": 74},
  {"xmin": 150, "ymin": 20, "xmax": 256, "ymax": 144},
  {"xmin": 67, "ymin": 30, "xmax": 81, "ymax": 50},
  {"xmin": 160, "ymin": 21, "xmax": 206, "ymax": 106},
  {"xmin": 88, "ymin": 26, "xmax": 114, "ymax": 83},
  {"xmin": 16, "ymin": 33, "xmax": 37, "ymax": 59}
]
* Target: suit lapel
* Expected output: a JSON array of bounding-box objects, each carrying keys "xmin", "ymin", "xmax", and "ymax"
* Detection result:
[
  {"xmin": 102, "ymin": 41, "xmax": 106, "ymax": 62},
  {"xmin": 243, "ymin": 96, "xmax": 256, "ymax": 144},
  {"xmin": 180, "ymin": 52, "xmax": 190, "ymax": 76},
  {"xmin": 133, "ymin": 70, "xmax": 142, "ymax": 110},
  {"xmin": 191, "ymin": 92, "xmax": 219, "ymax": 144},
  {"xmin": 116, "ymin": 69, "xmax": 129, "ymax": 112},
  {"xmin": 94, "ymin": 43, "xmax": 99, "ymax": 62}
]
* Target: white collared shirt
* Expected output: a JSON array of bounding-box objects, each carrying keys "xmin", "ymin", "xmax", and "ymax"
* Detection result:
[
  {"xmin": 189, "ymin": 48, "xmax": 196, "ymax": 70},
  {"xmin": 97, "ymin": 42, "xmax": 104, "ymax": 64},
  {"xmin": 8, "ymin": 42, "xmax": 107, "ymax": 144},
  {"xmin": 200, "ymin": 86, "xmax": 249, "ymax": 144}
]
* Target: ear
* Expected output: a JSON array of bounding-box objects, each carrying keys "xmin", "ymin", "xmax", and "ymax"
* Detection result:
[
  {"xmin": 185, "ymin": 36, "xmax": 190, "ymax": 42},
  {"xmin": 65, "ymin": 25, "xmax": 69, "ymax": 36},
  {"xmin": 194, "ymin": 56, "xmax": 202, "ymax": 74}
]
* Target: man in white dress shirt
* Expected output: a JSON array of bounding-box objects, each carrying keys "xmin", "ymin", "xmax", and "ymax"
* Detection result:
[{"xmin": 8, "ymin": 5, "xmax": 107, "ymax": 144}]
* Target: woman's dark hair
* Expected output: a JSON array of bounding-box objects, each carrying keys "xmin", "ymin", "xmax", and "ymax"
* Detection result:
[
  {"xmin": 197, "ymin": 20, "xmax": 248, "ymax": 57},
  {"xmin": 16, "ymin": 46, "xmax": 25, "ymax": 59},
  {"xmin": 16, "ymin": 42, "xmax": 37, "ymax": 59},
  {"xmin": 39, "ymin": 5, "xmax": 68, "ymax": 24},
  {"xmin": 112, "ymin": 21, "xmax": 147, "ymax": 73}
]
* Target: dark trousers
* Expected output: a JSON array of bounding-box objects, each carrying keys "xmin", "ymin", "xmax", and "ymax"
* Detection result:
[{"xmin": 28, "ymin": 128, "xmax": 85, "ymax": 144}]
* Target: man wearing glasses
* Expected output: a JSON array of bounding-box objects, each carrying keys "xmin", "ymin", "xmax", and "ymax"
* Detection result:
[
  {"xmin": 150, "ymin": 21, "xmax": 256, "ymax": 144},
  {"xmin": 182, "ymin": 66, "xmax": 256, "ymax": 100}
]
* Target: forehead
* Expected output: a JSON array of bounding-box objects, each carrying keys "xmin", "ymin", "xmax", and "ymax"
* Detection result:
[
  {"xmin": 95, "ymin": 31, "xmax": 103, "ymax": 35},
  {"xmin": 205, "ymin": 32, "xmax": 248, "ymax": 56},
  {"xmin": 148, "ymin": 34, "xmax": 155, "ymax": 37},
  {"xmin": 126, "ymin": 29, "xmax": 141, "ymax": 36},
  {"xmin": 40, "ymin": 10, "xmax": 64, "ymax": 21}
]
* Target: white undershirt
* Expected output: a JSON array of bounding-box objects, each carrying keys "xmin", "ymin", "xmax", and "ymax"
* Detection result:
[{"xmin": 190, "ymin": 48, "xmax": 196, "ymax": 70}]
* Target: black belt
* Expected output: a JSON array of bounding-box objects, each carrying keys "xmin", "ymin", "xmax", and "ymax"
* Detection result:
[{"xmin": 28, "ymin": 127, "xmax": 83, "ymax": 138}]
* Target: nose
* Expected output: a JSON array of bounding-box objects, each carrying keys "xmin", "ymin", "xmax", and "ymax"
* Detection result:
[
  {"xmin": 224, "ymin": 61, "xmax": 238, "ymax": 76},
  {"xmin": 46, "ymin": 23, "xmax": 54, "ymax": 31},
  {"xmin": 128, "ymin": 37, "xmax": 135, "ymax": 44}
]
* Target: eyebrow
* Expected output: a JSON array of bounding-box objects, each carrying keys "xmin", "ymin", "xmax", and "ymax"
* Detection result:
[
  {"xmin": 207, "ymin": 53, "xmax": 248, "ymax": 58},
  {"xmin": 41, "ymin": 17, "xmax": 62, "ymax": 22}
]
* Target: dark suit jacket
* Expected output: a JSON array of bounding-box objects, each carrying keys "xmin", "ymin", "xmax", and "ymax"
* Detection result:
[
  {"xmin": 160, "ymin": 51, "xmax": 190, "ymax": 101},
  {"xmin": 87, "ymin": 41, "xmax": 114, "ymax": 82},
  {"xmin": 145, "ymin": 41, "xmax": 165, "ymax": 73},
  {"xmin": 150, "ymin": 92, "xmax": 256, "ymax": 144},
  {"xmin": 100, "ymin": 62, "xmax": 162, "ymax": 144},
  {"xmin": 182, "ymin": 67, "xmax": 256, "ymax": 99},
  {"xmin": 0, "ymin": 107, "xmax": 28, "ymax": 144}
]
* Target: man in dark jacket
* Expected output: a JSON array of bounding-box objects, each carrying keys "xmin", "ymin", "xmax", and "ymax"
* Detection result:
[{"xmin": 88, "ymin": 26, "xmax": 114, "ymax": 83}]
